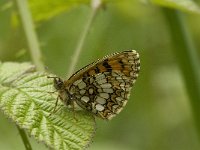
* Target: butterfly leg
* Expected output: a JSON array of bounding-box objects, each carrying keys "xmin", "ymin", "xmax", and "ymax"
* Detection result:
[
  {"xmin": 72, "ymin": 100, "xmax": 78, "ymax": 121},
  {"xmin": 48, "ymin": 95, "xmax": 60, "ymax": 117}
]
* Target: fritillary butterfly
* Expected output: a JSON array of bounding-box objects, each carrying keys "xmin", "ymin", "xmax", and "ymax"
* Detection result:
[{"xmin": 50, "ymin": 50, "xmax": 140, "ymax": 120}]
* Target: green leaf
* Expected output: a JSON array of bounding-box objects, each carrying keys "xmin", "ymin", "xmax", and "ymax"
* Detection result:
[
  {"xmin": 1, "ymin": 0, "xmax": 90, "ymax": 22},
  {"xmin": 29, "ymin": 0, "xmax": 90, "ymax": 22},
  {"xmin": 151, "ymin": 0, "xmax": 200, "ymax": 14},
  {"xmin": 0, "ymin": 62, "xmax": 96, "ymax": 150}
]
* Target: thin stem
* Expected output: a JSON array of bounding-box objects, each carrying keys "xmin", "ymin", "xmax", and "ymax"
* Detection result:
[
  {"xmin": 67, "ymin": 0, "xmax": 102, "ymax": 78},
  {"xmin": 163, "ymin": 8, "xmax": 200, "ymax": 140},
  {"xmin": 14, "ymin": 0, "xmax": 46, "ymax": 149},
  {"xmin": 15, "ymin": 0, "xmax": 45, "ymax": 71},
  {"xmin": 17, "ymin": 125, "xmax": 32, "ymax": 150}
]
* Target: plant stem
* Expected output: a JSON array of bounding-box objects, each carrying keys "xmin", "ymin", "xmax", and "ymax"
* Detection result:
[
  {"xmin": 17, "ymin": 125, "xmax": 32, "ymax": 150},
  {"xmin": 14, "ymin": 0, "xmax": 46, "ymax": 149},
  {"xmin": 163, "ymin": 8, "xmax": 200, "ymax": 140},
  {"xmin": 15, "ymin": 0, "xmax": 45, "ymax": 71},
  {"xmin": 67, "ymin": 0, "xmax": 102, "ymax": 78}
]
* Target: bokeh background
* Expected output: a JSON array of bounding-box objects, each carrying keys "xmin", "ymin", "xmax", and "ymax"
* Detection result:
[{"xmin": 0, "ymin": 0, "xmax": 200, "ymax": 150}]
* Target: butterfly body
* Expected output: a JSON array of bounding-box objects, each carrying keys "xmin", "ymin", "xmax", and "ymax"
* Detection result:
[{"xmin": 53, "ymin": 50, "xmax": 140, "ymax": 120}]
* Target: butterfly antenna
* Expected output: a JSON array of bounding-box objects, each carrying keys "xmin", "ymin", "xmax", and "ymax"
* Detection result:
[{"xmin": 47, "ymin": 76, "xmax": 59, "ymax": 79}]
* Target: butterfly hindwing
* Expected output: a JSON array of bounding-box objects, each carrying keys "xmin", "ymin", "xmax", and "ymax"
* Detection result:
[{"xmin": 63, "ymin": 50, "xmax": 140, "ymax": 120}]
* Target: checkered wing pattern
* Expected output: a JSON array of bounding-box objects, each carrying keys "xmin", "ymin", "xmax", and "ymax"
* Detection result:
[{"xmin": 64, "ymin": 50, "xmax": 140, "ymax": 120}]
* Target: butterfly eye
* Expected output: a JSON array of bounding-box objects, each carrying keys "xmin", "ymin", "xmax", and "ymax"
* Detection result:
[{"xmin": 54, "ymin": 78, "xmax": 64, "ymax": 90}]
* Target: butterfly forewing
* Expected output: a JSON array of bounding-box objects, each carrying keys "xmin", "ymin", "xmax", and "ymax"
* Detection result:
[{"xmin": 63, "ymin": 50, "xmax": 140, "ymax": 120}]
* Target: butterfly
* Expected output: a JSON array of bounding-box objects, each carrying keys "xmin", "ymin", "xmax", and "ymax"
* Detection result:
[{"xmin": 49, "ymin": 50, "xmax": 140, "ymax": 120}]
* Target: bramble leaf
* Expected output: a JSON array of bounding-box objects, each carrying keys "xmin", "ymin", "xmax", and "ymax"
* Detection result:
[
  {"xmin": 29, "ymin": 0, "xmax": 90, "ymax": 22},
  {"xmin": 0, "ymin": 62, "xmax": 96, "ymax": 150},
  {"xmin": 1, "ymin": 0, "xmax": 90, "ymax": 22}
]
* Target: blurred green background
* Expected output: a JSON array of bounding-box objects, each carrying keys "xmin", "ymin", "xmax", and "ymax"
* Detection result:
[{"xmin": 0, "ymin": 0, "xmax": 200, "ymax": 150}]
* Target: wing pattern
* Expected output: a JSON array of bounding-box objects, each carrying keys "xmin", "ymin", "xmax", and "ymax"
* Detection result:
[{"xmin": 62, "ymin": 50, "xmax": 140, "ymax": 120}]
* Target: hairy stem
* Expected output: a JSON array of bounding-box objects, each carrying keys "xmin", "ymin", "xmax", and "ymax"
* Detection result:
[
  {"xmin": 17, "ymin": 125, "xmax": 32, "ymax": 150},
  {"xmin": 14, "ymin": 0, "xmax": 46, "ymax": 149},
  {"xmin": 15, "ymin": 0, "xmax": 44, "ymax": 71},
  {"xmin": 67, "ymin": 0, "xmax": 102, "ymax": 78}
]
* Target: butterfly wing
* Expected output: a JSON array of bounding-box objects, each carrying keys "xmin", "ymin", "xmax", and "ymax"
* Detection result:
[{"xmin": 65, "ymin": 50, "xmax": 140, "ymax": 120}]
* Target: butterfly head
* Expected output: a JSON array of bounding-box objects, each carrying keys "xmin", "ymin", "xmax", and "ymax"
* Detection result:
[{"xmin": 53, "ymin": 77, "xmax": 65, "ymax": 91}]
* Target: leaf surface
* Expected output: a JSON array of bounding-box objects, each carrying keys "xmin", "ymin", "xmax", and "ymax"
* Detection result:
[{"xmin": 0, "ymin": 62, "xmax": 96, "ymax": 150}]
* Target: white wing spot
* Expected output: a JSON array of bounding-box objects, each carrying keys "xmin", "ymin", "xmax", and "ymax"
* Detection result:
[
  {"xmin": 80, "ymin": 89, "xmax": 86, "ymax": 95},
  {"xmin": 116, "ymin": 97, "xmax": 123, "ymax": 102},
  {"xmin": 99, "ymin": 93, "xmax": 109, "ymax": 99},
  {"xmin": 89, "ymin": 77, "xmax": 94, "ymax": 84},
  {"xmin": 112, "ymin": 72, "xmax": 118, "ymax": 77},
  {"xmin": 100, "ymin": 83, "xmax": 112, "ymax": 88},
  {"xmin": 78, "ymin": 81, "xmax": 86, "ymax": 89},
  {"xmin": 97, "ymin": 88, "xmax": 103, "ymax": 93},
  {"xmin": 89, "ymin": 88, "xmax": 94, "ymax": 94},
  {"xmin": 116, "ymin": 76, "xmax": 122, "ymax": 80},
  {"xmin": 97, "ymin": 78, "xmax": 107, "ymax": 84},
  {"xmin": 116, "ymin": 107, "xmax": 123, "ymax": 114},
  {"xmin": 103, "ymin": 88, "xmax": 114, "ymax": 93},
  {"xmin": 120, "ymin": 82, "xmax": 125, "ymax": 87},
  {"xmin": 96, "ymin": 96, "xmax": 106, "ymax": 104},
  {"xmin": 81, "ymin": 96, "xmax": 90, "ymax": 103},
  {"xmin": 107, "ymin": 114, "xmax": 114, "ymax": 120},
  {"xmin": 122, "ymin": 100, "xmax": 128, "ymax": 106},
  {"xmin": 73, "ymin": 79, "xmax": 82, "ymax": 86},
  {"xmin": 95, "ymin": 104, "xmax": 104, "ymax": 111},
  {"xmin": 112, "ymin": 105, "xmax": 118, "ymax": 111},
  {"xmin": 95, "ymin": 74, "xmax": 105, "ymax": 80},
  {"xmin": 130, "ymin": 71, "xmax": 134, "ymax": 76}
]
